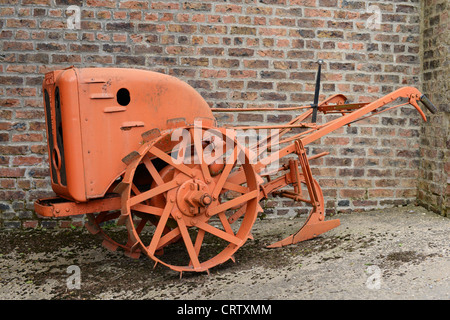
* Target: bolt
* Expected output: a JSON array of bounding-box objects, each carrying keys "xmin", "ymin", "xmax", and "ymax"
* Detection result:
[{"xmin": 201, "ymin": 194, "xmax": 212, "ymax": 206}]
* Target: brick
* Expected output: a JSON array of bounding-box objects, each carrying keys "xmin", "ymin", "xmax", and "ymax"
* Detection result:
[
  {"xmin": 106, "ymin": 22, "xmax": 134, "ymax": 31},
  {"xmin": 51, "ymin": 54, "xmax": 81, "ymax": 63},
  {"xmin": 237, "ymin": 113, "xmax": 263, "ymax": 122},
  {"xmin": 260, "ymin": 71, "xmax": 286, "ymax": 79},
  {"xmin": 116, "ymin": 55, "xmax": 145, "ymax": 65},
  {"xmin": 248, "ymin": 81, "xmax": 272, "ymax": 90},
  {"xmin": 0, "ymin": 76, "xmax": 23, "ymax": 85},
  {"xmin": 215, "ymin": 4, "xmax": 242, "ymax": 14},
  {"xmin": 12, "ymin": 133, "xmax": 43, "ymax": 142},
  {"xmin": 369, "ymin": 189, "xmax": 395, "ymax": 198},
  {"xmin": 218, "ymin": 80, "xmax": 244, "ymax": 90},
  {"xmin": 23, "ymin": 220, "xmax": 39, "ymax": 229},
  {"xmin": 267, "ymin": 114, "xmax": 292, "ymax": 123},
  {"xmin": 212, "ymin": 58, "xmax": 240, "ymax": 68},
  {"xmin": 230, "ymin": 26, "xmax": 256, "ymax": 35},
  {"xmin": 368, "ymin": 169, "xmax": 392, "ymax": 177},
  {"xmin": 183, "ymin": 2, "xmax": 211, "ymax": 11},
  {"xmin": 199, "ymin": 25, "xmax": 226, "ymax": 34},
  {"xmin": 317, "ymin": 30, "xmax": 344, "ymax": 39},
  {"xmin": 36, "ymin": 42, "xmax": 66, "ymax": 51},
  {"xmin": 260, "ymin": 92, "xmax": 287, "ymax": 101},
  {"xmin": 39, "ymin": 20, "xmax": 65, "ymax": 29},
  {"xmin": 135, "ymin": 45, "xmax": 163, "ymax": 55},
  {"xmin": 340, "ymin": 189, "xmax": 366, "ymax": 199},
  {"xmin": 86, "ymin": 0, "xmax": 115, "ymax": 8},
  {"xmin": 199, "ymin": 47, "xmax": 224, "ymax": 56},
  {"xmin": 230, "ymin": 70, "xmax": 256, "ymax": 78},
  {"xmin": 276, "ymin": 82, "xmax": 302, "ymax": 91},
  {"xmin": 304, "ymin": 8, "xmax": 332, "ymax": 17},
  {"xmin": 200, "ymin": 69, "xmax": 227, "ymax": 78},
  {"xmin": 0, "ymin": 168, "xmax": 25, "ymax": 178},
  {"xmin": 243, "ymin": 60, "xmax": 269, "ymax": 69},
  {"xmin": 228, "ymin": 48, "xmax": 254, "ymax": 57},
  {"xmin": 6, "ymin": 19, "xmax": 37, "ymax": 28},
  {"xmin": 231, "ymin": 92, "xmax": 258, "ymax": 101},
  {"xmin": 119, "ymin": 1, "xmax": 149, "ymax": 9},
  {"xmin": 3, "ymin": 41, "xmax": 33, "ymax": 51}
]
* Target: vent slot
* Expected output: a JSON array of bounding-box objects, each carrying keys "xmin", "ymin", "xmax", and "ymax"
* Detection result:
[
  {"xmin": 44, "ymin": 89, "xmax": 58, "ymax": 184},
  {"xmin": 54, "ymin": 87, "xmax": 67, "ymax": 186}
]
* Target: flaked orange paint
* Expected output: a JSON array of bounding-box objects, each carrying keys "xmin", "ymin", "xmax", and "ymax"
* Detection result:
[{"xmin": 42, "ymin": 67, "xmax": 214, "ymax": 202}]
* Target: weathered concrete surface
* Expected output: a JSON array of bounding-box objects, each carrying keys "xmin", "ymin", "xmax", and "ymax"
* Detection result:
[{"xmin": 0, "ymin": 205, "xmax": 449, "ymax": 300}]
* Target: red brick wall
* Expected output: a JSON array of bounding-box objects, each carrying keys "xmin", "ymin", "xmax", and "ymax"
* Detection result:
[
  {"xmin": 0, "ymin": 0, "xmax": 433, "ymax": 228},
  {"xmin": 417, "ymin": 0, "xmax": 449, "ymax": 217}
]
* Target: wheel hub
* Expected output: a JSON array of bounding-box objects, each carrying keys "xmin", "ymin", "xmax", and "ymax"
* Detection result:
[{"xmin": 176, "ymin": 179, "xmax": 212, "ymax": 217}]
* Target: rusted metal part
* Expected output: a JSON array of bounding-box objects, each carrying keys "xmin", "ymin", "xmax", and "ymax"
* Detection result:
[
  {"xmin": 35, "ymin": 62, "xmax": 438, "ymax": 273},
  {"xmin": 34, "ymin": 194, "xmax": 121, "ymax": 217}
]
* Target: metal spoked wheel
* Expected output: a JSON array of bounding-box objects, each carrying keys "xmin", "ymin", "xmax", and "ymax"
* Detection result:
[{"xmin": 119, "ymin": 125, "xmax": 261, "ymax": 273}]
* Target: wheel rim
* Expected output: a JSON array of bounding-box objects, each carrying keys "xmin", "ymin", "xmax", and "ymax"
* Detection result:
[{"xmin": 121, "ymin": 125, "xmax": 260, "ymax": 273}]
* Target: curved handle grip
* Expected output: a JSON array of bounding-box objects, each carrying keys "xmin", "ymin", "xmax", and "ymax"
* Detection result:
[{"xmin": 420, "ymin": 95, "xmax": 438, "ymax": 114}]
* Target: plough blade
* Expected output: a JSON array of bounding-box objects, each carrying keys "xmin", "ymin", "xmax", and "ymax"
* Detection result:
[{"xmin": 267, "ymin": 218, "xmax": 340, "ymax": 248}]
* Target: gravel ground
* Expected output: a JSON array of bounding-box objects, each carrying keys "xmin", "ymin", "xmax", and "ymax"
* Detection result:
[{"xmin": 0, "ymin": 204, "xmax": 449, "ymax": 300}]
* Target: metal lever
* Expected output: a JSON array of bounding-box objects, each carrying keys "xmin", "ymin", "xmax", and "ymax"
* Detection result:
[
  {"xmin": 311, "ymin": 59, "xmax": 323, "ymax": 123},
  {"xmin": 420, "ymin": 95, "xmax": 438, "ymax": 114}
]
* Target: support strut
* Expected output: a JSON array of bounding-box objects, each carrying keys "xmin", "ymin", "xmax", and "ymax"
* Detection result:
[{"xmin": 267, "ymin": 140, "xmax": 340, "ymax": 248}]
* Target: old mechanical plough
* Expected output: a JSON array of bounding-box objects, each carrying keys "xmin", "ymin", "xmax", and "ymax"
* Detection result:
[{"xmin": 34, "ymin": 61, "xmax": 437, "ymax": 273}]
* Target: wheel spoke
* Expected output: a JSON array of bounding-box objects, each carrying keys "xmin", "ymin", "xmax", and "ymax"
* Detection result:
[
  {"xmin": 131, "ymin": 203, "xmax": 164, "ymax": 216},
  {"xmin": 147, "ymin": 201, "xmax": 174, "ymax": 255},
  {"xmin": 208, "ymin": 189, "xmax": 259, "ymax": 216},
  {"xmin": 156, "ymin": 227, "xmax": 181, "ymax": 251},
  {"xmin": 191, "ymin": 127, "xmax": 212, "ymax": 183},
  {"xmin": 222, "ymin": 181, "xmax": 249, "ymax": 194},
  {"xmin": 131, "ymin": 183, "xmax": 141, "ymax": 196},
  {"xmin": 189, "ymin": 229, "xmax": 205, "ymax": 268},
  {"xmin": 129, "ymin": 179, "xmax": 178, "ymax": 206},
  {"xmin": 227, "ymin": 204, "xmax": 247, "ymax": 224},
  {"xmin": 135, "ymin": 218, "xmax": 148, "ymax": 235},
  {"xmin": 224, "ymin": 169, "xmax": 247, "ymax": 187},
  {"xmin": 177, "ymin": 216, "xmax": 201, "ymax": 269},
  {"xmin": 196, "ymin": 220, "xmax": 242, "ymax": 246},
  {"xmin": 150, "ymin": 145, "xmax": 193, "ymax": 177},
  {"xmin": 218, "ymin": 211, "xmax": 234, "ymax": 235},
  {"xmin": 142, "ymin": 155, "xmax": 164, "ymax": 186},
  {"xmin": 212, "ymin": 146, "xmax": 237, "ymax": 199},
  {"xmin": 193, "ymin": 229, "xmax": 205, "ymax": 255}
]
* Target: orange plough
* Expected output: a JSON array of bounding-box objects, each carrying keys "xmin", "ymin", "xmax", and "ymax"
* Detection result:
[{"xmin": 35, "ymin": 61, "xmax": 437, "ymax": 274}]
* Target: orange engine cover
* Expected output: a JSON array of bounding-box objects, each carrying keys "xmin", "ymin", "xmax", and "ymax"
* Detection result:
[{"xmin": 42, "ymin": 67, "xmax": 214, "ymax": 202}]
